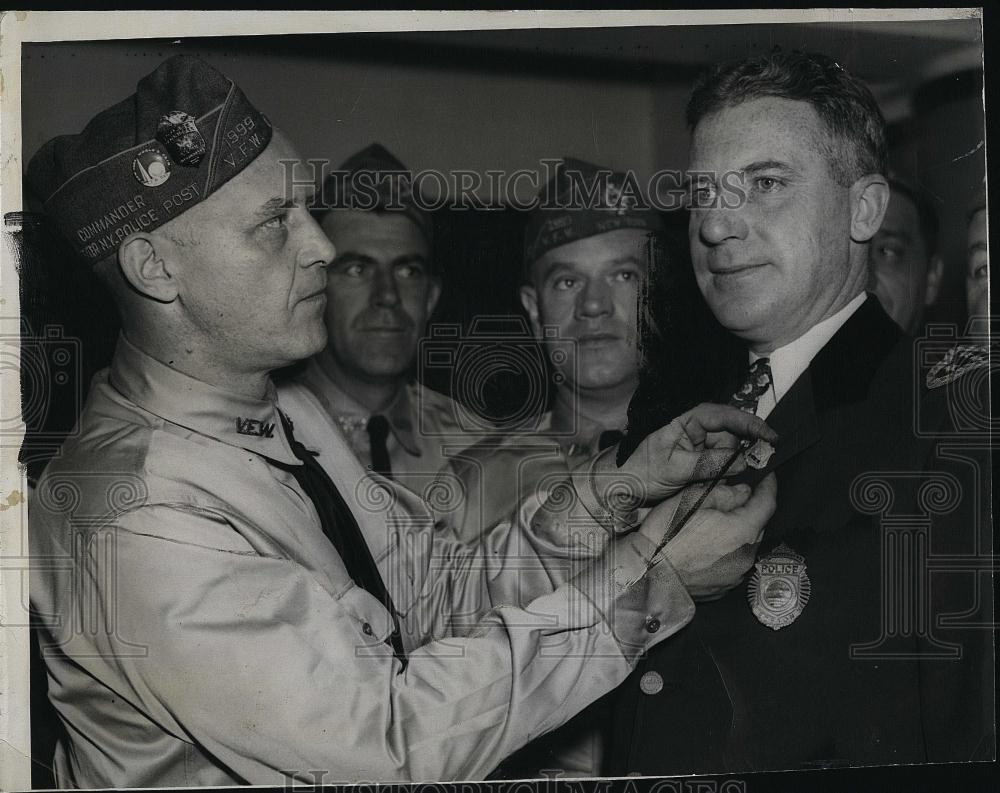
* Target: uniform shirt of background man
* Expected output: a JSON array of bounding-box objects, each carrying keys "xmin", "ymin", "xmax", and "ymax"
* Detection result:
[
  {"xmin": 444, "ymin": 157, "xmax": 664, "ymax": 778},
  {"xmin": 609, "ymin": 49, "xmax": 993, "ymax": 775},
  {"xmin": 870, "ymin": 176, "xmax": 944, "ymax": 335},
  {"xmin": 27, "ymin": 55, "xmax": 772, "ymax": 788},
  {"xmin": 447, "ymin": 158, "xmax": 663, "ymax": 544},
  {"xmin": 280, "ymin": 143, "xmax": 492, "ymax": 500}
]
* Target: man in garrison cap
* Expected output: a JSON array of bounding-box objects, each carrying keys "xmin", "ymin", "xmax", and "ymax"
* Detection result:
[
  {"xmin": 277, "ymin": 143, "xmax": 492, "ymax": 500},
  {"xmin": 448, "ymin": 158, "xmax": 664, "ymax": 540},
  {"xmin": 443, "ymin": 157, "xmax": 668, "ymax": 777},
  {"xmin": 26, "ymin": 55, "xmax": 779, "ymax": 787}
]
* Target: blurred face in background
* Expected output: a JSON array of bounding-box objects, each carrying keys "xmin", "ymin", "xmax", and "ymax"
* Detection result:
[
  {"xmin": 966, "ymin": 206, "xmax": 989, "ymax": 319},
  {"xmin": 321, "ymin": 210, "xmax": 440, "ymax": 384},
  {"xmin": 870, "ymin": 190, "xmax": 943, "ymax": 335},
  {"xmin": 521, "ymin": 228, "xmax": 648, "ymax": 396}
]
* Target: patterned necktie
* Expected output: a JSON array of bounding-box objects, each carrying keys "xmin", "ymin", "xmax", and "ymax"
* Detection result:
[
  {"xmin": 277, "ymin": 413, "xmax": 406, "ymax": 668},
  {"xmin": 731, "ymin": 357, "xmax": 773, "ymax": 414},
  {"xmin": 366, "ymin": 414, "xmax": 393, "ymax": 477}
]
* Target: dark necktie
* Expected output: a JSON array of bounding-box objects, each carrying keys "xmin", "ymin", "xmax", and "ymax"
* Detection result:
[
  {"xmin": 277, "ymin": 413, "xmax": 407, "ymax": 667},
  {"xmin": 598, "ymin": 429, "xmax": 624, "ymax": 452},
  {"xmin": 731, "ymin": 357, "xmax": 773, "ymax": 414},
  {"xmin": 366, "ymin": 414, "xmax": 393, "ymax": 477}
]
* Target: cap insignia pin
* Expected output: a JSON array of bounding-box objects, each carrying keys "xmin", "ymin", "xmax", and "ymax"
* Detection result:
[{"xmin": 156, "ymin": 110, "xmax": 207, "ymax": 167}]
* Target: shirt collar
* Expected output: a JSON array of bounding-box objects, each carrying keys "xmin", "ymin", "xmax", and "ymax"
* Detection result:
[
  {"xmin": 750, "ymin": 292, "xmax": 868, "ymax": 404},
  {"xmin": 109, "ymin": 334, "xmax": 300, "ymax": 466},
  {"xmin": 301, "ymin": 358, "xmax": 421, "ymax": 456}
]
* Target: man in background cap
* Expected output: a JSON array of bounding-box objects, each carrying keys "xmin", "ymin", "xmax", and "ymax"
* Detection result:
[
  {"xmin": 446, "ymin": 157, "xmax": 665, "ymax": 777},
  {"xmin": 278, "ymin": 144, "xmax": 491, "ymax": 500},
  {"xmin": 26, "ymin": 55, "xmax": 779, "ymax": 787},
  {"xmin": 869, "ymin": 176, "xmax": 944, "ymax": 335},
  {"xmin": 448, "ymin": 158, "xmax": 663, "ymax": 540}
]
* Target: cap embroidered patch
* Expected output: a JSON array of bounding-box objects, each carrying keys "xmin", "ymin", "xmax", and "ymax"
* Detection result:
[{"xmin": 132, "ymin": 148, "xmax": 171, "ymax": 187}]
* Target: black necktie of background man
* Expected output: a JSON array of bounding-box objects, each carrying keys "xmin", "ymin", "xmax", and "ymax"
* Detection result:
[
  {"xmin": 276, "ymin": 413, "xmax": 407, "ymax": 668},
  {"xmin": 367, "ymin": 414, "xmax": 393, "ymax": 477}
]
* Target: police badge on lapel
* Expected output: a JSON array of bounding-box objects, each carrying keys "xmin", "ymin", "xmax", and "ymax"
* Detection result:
[{"xmin": 747, "ymin": 543, "xmax": 810, "ymax": 630}]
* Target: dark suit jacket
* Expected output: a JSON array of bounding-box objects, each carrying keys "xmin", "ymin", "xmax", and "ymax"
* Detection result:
[{"xmin": 607, "ymin": 296, "xmax": 994, "ymax": 774}]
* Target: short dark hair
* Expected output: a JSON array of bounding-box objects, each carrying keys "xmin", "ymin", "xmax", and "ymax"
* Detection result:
[
  {"xmin": 686, "ymin": 49, "xmax": 887, "ymax": 186},
  {"xmin": 887, "ymin": 175, "xmax": 939, "ymax": 256}
]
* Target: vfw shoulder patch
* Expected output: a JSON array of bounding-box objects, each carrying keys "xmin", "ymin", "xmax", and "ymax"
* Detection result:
[{"xmin": 747, "ymin": 543, "xmax": 810, "ymax": 630}]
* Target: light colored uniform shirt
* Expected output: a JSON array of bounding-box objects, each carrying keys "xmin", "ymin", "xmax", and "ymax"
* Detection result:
[
  {"xmin": 437, "ymin": 411, "xmax": 626, "ymax": 778},
  {"xmin": 442, "ymin": 411, "xmax": 625, "ymax": 544},
  {"xmin": 30, "ymin": 336, "xmax": 694, "ymax": 788},
  {"xmin": 291, "ymin": 359, "xmax": 493, "ymax": 498}
]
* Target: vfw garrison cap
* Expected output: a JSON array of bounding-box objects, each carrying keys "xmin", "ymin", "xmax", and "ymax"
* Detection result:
[
  {"xmin": 524, "ymin": 156, "xmax": 664, "ymax": 268},
  {"xmin": 26, "ymin": 54, "xmax": 273, "ymax": 265},
  {"xmin": 318, "ymin": 142, "xmax": 434, "ymax": 248}
]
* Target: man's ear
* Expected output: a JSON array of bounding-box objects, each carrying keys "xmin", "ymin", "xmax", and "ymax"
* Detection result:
[
  {"xmin": 925, "ymin": 253, "xmax": 945, "ymax": 306},
  {"xmin": 850, "ymin": 175, "xmax": 890, "ymax": 244},
  {"xmin": 425, "ymin": 277, "xmax": 443, "ymax": 317},
  {"xmin": 519, "ymin": 284, "xmax": 543, "ymax": 338},
  {"xmin": 118, "ymin": 235, "xmax": 179, "ymax": 303}
]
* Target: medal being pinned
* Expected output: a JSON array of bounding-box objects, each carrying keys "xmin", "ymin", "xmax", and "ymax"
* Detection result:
[{"xmin": 747, "ymin": 543, "xmax": 810, "ymax": 630}]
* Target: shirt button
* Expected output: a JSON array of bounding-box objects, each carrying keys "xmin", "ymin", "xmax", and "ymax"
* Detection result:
[
  {"xmin": 639, "ymin": 671, "xmax": 663, "ymax": 696},
  {"xmin": 644, "ymin": 616, "xmax": 661, "ymax": 633},
  {"xmin": 362, "ymin": 622, "xmax": 374, "ymax": 636}
]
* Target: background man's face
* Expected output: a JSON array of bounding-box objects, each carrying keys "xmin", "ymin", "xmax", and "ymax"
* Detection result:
[
  {"xmin": 966, "ymin": 207, "xmax": 989, "ymax": 319},
  {"xmin": 166, "ymin": 133, "xmax": 334, "ymax": 372},
  {"xmin": 688, "ymin": 97, "xmax": 855, "ymax": 351},
  {"xmin": 521, "ymin": 227, "xmax": 647, "ymax": 394},
  {"xmin": 321, "ymin": 210, "xmax": 439, "ymax": 383},
  {"xmin": 870, "ymin": 190, "xmax": 942, "ymax": 334}
]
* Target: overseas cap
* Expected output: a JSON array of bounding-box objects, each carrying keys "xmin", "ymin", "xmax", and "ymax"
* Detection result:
[
  {"xmin": 317, "ymin": 142, "xmax": 434, "ymax": 247},
  {"xmin": 26, "ymin": 54, "xmax": 273, "ymax": 264},
  {"xmin": 524, "ymin": 157, "xmax": 664, "ymax": 269}
]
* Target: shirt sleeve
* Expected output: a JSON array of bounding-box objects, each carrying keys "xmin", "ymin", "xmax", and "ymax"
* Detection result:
[
  {"xmin": 398, "ymin": 454, "xmax": 688, "ymax": 665},
  {"xmin": 77, "ymin": 504, "xmax": 694, "ymax": 785}
]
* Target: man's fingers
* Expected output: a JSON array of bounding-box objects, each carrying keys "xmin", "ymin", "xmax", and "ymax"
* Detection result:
[
  {"xmin": 701, "ymin": 482, "xmax": 752, "ymax": 512},
  {"xmin": 681, "ymin": 403, "xmax": 779, "ymax": 445},
  {"xmin": 731, "ymin": 472, "xmax": 778, "ymax": 535}
]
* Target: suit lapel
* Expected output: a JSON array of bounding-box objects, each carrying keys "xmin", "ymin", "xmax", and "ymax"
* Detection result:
[
  {"xmin": 743, "ymin": 296, "xmax": 902, "ymax": 484},
  {"xmin": 761, "ymin": 367, "xmax": 821, "ymax": 472}
]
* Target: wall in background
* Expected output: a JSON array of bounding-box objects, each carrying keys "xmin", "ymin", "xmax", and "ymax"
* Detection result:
[{"xmin": 21, "ymin": 39, "xmax": 669, "ymax": 205}]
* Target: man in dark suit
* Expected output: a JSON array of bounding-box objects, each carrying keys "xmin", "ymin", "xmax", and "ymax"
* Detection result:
[{"xmin": 608, "ymin": 50, "xmax": 993, "ymax": 774}]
